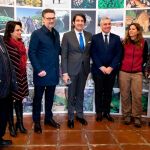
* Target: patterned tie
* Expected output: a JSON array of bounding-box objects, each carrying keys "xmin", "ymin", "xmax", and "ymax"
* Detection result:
[
  {"xmin": 79, "ymin": 32, "xmax": 84, "ymax": 51},
  {"xmin": 104, "ymin": 34, "xmax": 108, "ymax": 48}
]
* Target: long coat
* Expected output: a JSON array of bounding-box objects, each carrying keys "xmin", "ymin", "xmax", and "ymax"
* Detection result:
[
  {"xmin": 4, "ymin": 40, "xmax": 28, "ymax": 101},
  {"xmin": 0, "ymin": 36, "xmax": 16, "ymax": 99},
  {"xmin": 28, "ymin": 25, "xmax": 61, "ymax": 86}
]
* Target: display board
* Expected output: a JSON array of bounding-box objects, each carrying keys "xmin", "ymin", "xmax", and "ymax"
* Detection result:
[{"xmin": 0, "ymin": 0, "xmax": 150, "ymax": 116}]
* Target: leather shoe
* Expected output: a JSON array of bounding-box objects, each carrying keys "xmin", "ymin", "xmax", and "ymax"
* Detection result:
[
  {"xmin": 96, "ymin": 113, "xmax": 103, "ymax": 122},
  {"xmin": 76, "ymin": 116, "xmax": 88, "ymax": 125},
  {"xmin": 0, "ymin": 138, "xmax": 12, "ymax": 146},
  {"xmin": 103, "ymin": 113, "xmax": 114, "ymax": 122},
  {"xmin": 67, "ymin": 120, "xmax": 74, "ymax": 129},
  {"xmin": 34, "ymin": 122, "xmax": 42, "ymax": 134},
  {"xmin": 44, "ymin": 118, "xmax": 60, "ymax": 129}
]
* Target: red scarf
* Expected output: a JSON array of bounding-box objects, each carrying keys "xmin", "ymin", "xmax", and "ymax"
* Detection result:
[{"xmin": 9, "ymin": 38, "xmax": 27, "ymax": 75}]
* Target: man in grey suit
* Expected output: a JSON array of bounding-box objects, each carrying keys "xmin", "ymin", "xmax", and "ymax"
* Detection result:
[{"xmin": 61, "ymin": 13, "xmax": 92, "ymax": 128}]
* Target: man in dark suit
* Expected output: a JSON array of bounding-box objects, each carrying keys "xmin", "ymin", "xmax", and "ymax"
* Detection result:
[
  {"xmin": 91, "ymin": 17, "xmax": 122, "ymax": 122},
  {"xmin": 0, "ymin": 36, "xmax": 14, "ymax": 146},
  {"xmin": 61, "ymin": 13, "xmax": 92, "ymax": 128},
  {"xmin": 28, "ymin": 9, "xmax": 61, "ymax": 133}
]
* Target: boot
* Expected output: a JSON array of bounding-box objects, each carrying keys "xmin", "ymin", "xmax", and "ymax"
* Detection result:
[
  {"xmin": 8, "ymin": 117, "xmax": 17, "ymax": 137},
  {"xmin": 14, "ymin": 101, "xmax": 27, "ymax": 133},
  {"xmin": 8, "ymin": 100, "xmax": 17, "ymax": 137}
]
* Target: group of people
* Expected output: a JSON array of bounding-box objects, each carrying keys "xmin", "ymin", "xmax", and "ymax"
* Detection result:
[{"xmin": 0, "ymin": 8, "xmax": 150, "ymax": 146}]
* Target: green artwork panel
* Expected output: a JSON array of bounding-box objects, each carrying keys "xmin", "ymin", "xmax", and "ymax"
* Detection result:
[{"xmin": 98, "ymin": 0, "xmax": 124, "ymax": 8}]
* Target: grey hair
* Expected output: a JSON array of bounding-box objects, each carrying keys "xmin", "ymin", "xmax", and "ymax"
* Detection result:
[{"xmin": 100, "ymin": 17, "xmax": 111, "ymax": 26}]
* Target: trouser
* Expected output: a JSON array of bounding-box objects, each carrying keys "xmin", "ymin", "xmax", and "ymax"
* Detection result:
[
  {"xmin": 92, "ymin": 72, "xmax": 116, "ymax": 114},
  {"xmin": 68, "ymin": 66, "xmax": 88, "ymax": 121},
  {"xmin": 32, "ymin": 85, "xmax": 56, "ymax": 122},
  {"xmin": 0, "ymin": 97, "xmax": 9, "ymax": 138},
  {"xmin": 119, "ymin": 71, "xmax": 143, "ymax": 118}
]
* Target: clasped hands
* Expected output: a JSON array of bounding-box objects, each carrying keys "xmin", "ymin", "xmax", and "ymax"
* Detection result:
[{"xmin": 100, "ymin": 66, "xmax": 113, "ymax": 74}]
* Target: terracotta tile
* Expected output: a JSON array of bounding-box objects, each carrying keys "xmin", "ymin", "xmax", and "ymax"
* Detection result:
[
  {"xmin": 60, "ymin": 146, "xmax": 89, "ymax": 150},
  {"xmin": 3, "ymin": 115, "xmax": 150, "ymax": 150},
  {"xmin": 41, "ymin": 123, "xmax": 60, "ymax": 131},
  {"xmin": 83, "ymin": 115, "xmax": 96, "ymax": 121},
  {"xmin": 22, "ymin": 116, "xmax": 33, "ymax": 130},
  {"xmin": 55, "ymin": 114, "xmax": 68, "ymax": 121},
  {"xmin": 91, "ymin": 145, "xmax": 121, "ymax": 150},
  {"xmin": 122, "ymin": 145, "xmax": 150, "ymax": 150},
  {"xmin": 139, "ymin": 131, "xmax": 150, "ymax": 143},
  {"xmin": 27, "ymin": 146, "xmax": 56, "ymax": 150},
  {"xmin": 86, "ymin": 131, "xmax": 116, "ymax": 144},
  {"xmin": 107, "ymin": 122, "xmax": 134, "ymax": 130},
  {"xmin": 59, "ymin": 131, "xmax": 87, "ymax": 145},
  {"xmin": 83, "ymin": 121, "xmax": 107, "ymax": 130},
  {"xmin": 0, "ymin": 146, "xmax": 26, "ymax": 150},
  {"xmin": 3, "ymin": 133, "xmax": 29, "ymax": 145},
  {"xmin": 60, "ymin": 120, "xmax": 82, "ymax": 130},
  {"xmin": 13, "ymin": 115, "xmax": 33, "ymax": 131},
  {"xmin": 30, "ymin": 131, "xmax": 57, "ymax": 145},
  {"xmin": 112, "ymin": 131, "xmax": 145, "ymax": 143}
]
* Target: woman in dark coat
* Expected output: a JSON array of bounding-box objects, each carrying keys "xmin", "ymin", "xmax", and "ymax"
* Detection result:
[{"xmin": 4, "ymin": 21, "xmax": 29, "ymax": 137}]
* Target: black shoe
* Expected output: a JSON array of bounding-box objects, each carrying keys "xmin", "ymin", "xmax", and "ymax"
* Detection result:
[
  {"xmin": 34, "ymin": 122, "xmax": 42, "ymax": 134},
  {"xmin": 76, "ymin": 116, "xmax": 88, "ymax": 125},
  {"xmin": 15, "ymin": 122, "xmax": 27, "ymax": 134},
  {"xmin": 44, "ymin": 118, "xmax": 60, "ymax": 129},
  {"xmin": 9, "ymin": 125, "xmax": 17, "ymax": 137},
  {"xmin": 103, "ymin": 113, "xmax": 114, "ymax": 122},
  {"xmin": 96, "ymin": 113, "xmax": 103, "ymax": 122},
  {"xmin": 0, "ymin": 138, "xmax": 12, "ymax": 146},
  {"xmin": 67, "ymin": 120, "xmax": 74, "ymax": 129}
]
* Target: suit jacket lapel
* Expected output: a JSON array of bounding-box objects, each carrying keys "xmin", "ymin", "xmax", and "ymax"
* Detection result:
[
  {"xmin": 71, "ymin": 30, "xmax": 80, "ymax": 49},
  {"xmin": 84, "ymin": 31, "xmax": 89, "ymax": 50},
  {"xmin": 99, "ymin": 33, "xmax": 105, "ymax": 47}
]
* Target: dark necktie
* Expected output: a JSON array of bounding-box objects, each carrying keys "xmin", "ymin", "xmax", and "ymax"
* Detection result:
[
  {"xmin": 79, "ymin": 32, "xmax": 84, "ymax": 51},
  {"xmin": 104, "ymin": 34, "xmax": 108, "ymax": 48}
]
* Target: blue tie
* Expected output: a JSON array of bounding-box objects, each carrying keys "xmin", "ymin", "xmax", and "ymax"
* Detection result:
[{"xmin": 79, "ymin": 32, "xmax": 84, "ymax": 51}]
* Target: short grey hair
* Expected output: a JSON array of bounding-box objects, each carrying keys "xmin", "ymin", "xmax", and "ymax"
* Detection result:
[{"xmin": 100, "ymin": 17, "xmax": 111, "ymax": 26}]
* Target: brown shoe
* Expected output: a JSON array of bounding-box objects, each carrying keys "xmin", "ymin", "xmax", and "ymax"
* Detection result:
[
  {"xmin": 124, "ymin": 116, "xmax": 132, "ymax": 125},
  {"xmin": 134, "ymin": 118, "xmax": 141, "ymax": 128}
]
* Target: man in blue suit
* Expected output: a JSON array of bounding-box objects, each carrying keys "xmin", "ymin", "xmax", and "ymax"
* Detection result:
[
  {"xmin": 91, "ymin": 17, "xmax": 122, "ymax": 122},
  {"xmin": 28, "ymin": 9, "xmax": 61, "ymax": 133}
]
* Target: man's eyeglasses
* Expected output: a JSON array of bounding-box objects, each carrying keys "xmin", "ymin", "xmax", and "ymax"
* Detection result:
[{"xmin": 44, "ymin": 17, "xmax": 55, "ymax": 20}]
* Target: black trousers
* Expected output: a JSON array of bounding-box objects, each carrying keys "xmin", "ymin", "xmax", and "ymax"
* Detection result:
[
  {"xmin": 32, "ymin": 85, "xmax": 56, "ymax": 123},
  {"xmin": 93, "ymin": 72, "xmax": 117, "ymax": 114},
  {"xmin": 0, "ymin": 97, "xmax": 9, "ymax": 138}
]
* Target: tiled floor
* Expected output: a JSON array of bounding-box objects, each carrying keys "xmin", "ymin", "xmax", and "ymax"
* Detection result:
[{"xmin": 1, "ymin": 114, "xmax": 150, "ymax": 150}]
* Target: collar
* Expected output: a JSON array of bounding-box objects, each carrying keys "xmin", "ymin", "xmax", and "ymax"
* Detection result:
[
  {"xmin": 74, "ymin": 29, "xmax": 84, "ymax": 35},
  {"xmin": 42, "ymin": 25, "xmax": 54, "ymax": 34},
  {"xmin": 102, "ymin": 32, "xmax": 110, "ymax": 36}
]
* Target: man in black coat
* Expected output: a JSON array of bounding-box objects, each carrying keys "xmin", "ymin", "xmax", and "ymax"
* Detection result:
[{"xmin": 0, "ymin": 36, "xmax": 16, "ymax": 146}]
